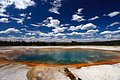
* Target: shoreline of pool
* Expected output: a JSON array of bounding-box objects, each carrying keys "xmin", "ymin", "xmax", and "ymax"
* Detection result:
[
  {"xmin": 0, "ymin": 46, "xmax": 120, "ymax": 67},
  {"xmin": 3, "ymin": 46, "xmax": 120, "ymax": 51},
  {"xmin": 0, "ymin": 58, "xmax": 120, "ymax": 68}
]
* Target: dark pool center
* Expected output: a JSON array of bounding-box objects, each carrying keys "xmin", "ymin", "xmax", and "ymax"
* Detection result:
[{"xmin": 14, "ymin": 49, "xmax": 120, "ymax": 64}]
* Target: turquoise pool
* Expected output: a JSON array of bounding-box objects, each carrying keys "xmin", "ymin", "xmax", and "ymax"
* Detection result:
[{"xmin": 14, "ymin": 49, "xmax": 120, "ymax": 64}]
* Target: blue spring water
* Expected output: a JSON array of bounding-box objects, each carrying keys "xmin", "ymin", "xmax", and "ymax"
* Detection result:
[{"xmin": 15, "ymin": 49, "xmax": 120, "ymax": 64}]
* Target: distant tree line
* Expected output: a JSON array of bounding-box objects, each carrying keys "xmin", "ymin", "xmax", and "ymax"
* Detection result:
[{"xmin": 0, "ymin": 40, "xmax": 120, "ymax": 46}]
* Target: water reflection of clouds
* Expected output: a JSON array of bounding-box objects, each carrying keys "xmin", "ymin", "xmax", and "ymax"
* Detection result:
[{"xmin": 1, "ymin": 48, "xmax": 120, "ymax": 64}]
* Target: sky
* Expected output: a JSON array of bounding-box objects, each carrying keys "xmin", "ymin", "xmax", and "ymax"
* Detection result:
[{"xmin": 0, "ymin": 0, "xmax": 120, "ymax": 42}]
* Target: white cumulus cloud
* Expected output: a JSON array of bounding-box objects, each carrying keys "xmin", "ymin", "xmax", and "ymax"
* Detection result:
[
  {"xmin": 47, "ymin": 19, "xmax": 60, "ymax": 27},
  {"xmin": 69, "ymin": 29, "xmax": 98, "ymax": 36},
  {"xmin": 0, "ymin": 13, "xmax": 9, "ymax": 17},
  {"xmin": 49, "ymin": 0, "xmax": 62, "ymax": 14},
  {"xmin": 72, "ymin": 8, "xmax": 85, "ymax": 22},
  {"xmin": 54, "ymin": 33, "xmax": 66, "ymax": 37},
  {"xmin": 87, "ymin": 29, "xmax": 99, "ymax": 34},
  {"xmin": 0, "ymin": 28, "xmax": 21, "ymax": 34},
  {"xmin": 104, "ymin": 11, "xmax": 120, "ymax": 17},
  {"xmin": 81, "ymin": 23, "xmax": 97, "ymax": 30},
  {"xmin": 42, "ymin": 17, "xmax": 61, "ymax": 28},
  {"xmin": 77, "ymin": 8, "xmax": 83, "ymax": 14},
  {"xmin": 11, "ymin": 17, "xmax": 24, "ymax": 24},
  {"xmin": 107, "ymin": 22, "xmax": 120, "ymax": 27},
  {"xmin": 0, "ymin": 0, "xmax": 35, "ymax": 13},
  {"xmin": 26, "ymin": 33, "xmax": 36, "ymax": 36},
  {"xmin": 100, "ymin": 30, "xmax": 120, "ymax": 35},
  {"xmin": 52, "ymin": 27, "xmax": 67, "ymax": 33},
  {"xmin": 88, "ymin": 16, "xmax": 99, "ymax": 21},
  {"xmin": 0, "ymin": 18, "xmax": 9, "ymax": 23},
  {"xmin": 72, "ymin": 14, "xmax": 85, "ymax": 22},
  {"xmin": 30, "ymin": 23, "xmax": 42, "ymax": 27},
  {"xmin": 69, "ymin": 25, "xmax": 82, "ymax": 31},
  {"xmin": 19, "ymin": 13, "xmax": 27, "ymax": 17},
  {"xmin": 13, "ymin": 0, "xmax": 35, "ymax": 9}
]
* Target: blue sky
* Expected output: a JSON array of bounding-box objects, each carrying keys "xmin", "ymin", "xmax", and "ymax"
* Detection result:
[{"xmin": 0, "ymin": 0, "xmax": 120, "ymax": 42}]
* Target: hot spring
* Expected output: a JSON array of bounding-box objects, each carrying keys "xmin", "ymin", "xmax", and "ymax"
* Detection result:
[{"xmin": 11, "ymin": 48, "xmax": 120, "ymax": 65}]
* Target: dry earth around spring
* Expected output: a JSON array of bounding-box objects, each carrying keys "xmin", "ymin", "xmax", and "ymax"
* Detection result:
[{"xmin": 0, "ymin": 46, "xmax": 120, "ymax": 80}]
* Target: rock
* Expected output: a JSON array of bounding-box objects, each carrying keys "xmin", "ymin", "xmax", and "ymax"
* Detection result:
[
  {"xmin": 78, "ymin": 78, "xmax": 82, "ymax": 80},
  {"xmin": 27, "ymin": 66, "xmax": 76, "ymax": 80},
  {"xmin": 70, "ymin": 63, "xmax": 120, "ymax": 80},
  {"xmin": 27, "ymin": 63, "xmax": 120, "ymax": 80},
  {"xmin": 0, "ymin": 63, "xmax": 30, "ymax": 80},
  {"xmin": 27, "ymin": 66, "xmax": 50, "ymax": 80},
  {"xmin": 61, "ymin": 68, "xmax": 76, "ymax": 80}
]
